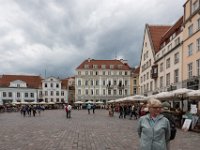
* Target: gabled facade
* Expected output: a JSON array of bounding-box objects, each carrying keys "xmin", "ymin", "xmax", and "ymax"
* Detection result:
[
  {"xmin": 75, "ymin": 58, "xmax": 131, "ymax": 103},
  {"xmin": 182, "ymin": 0, "xmax": 200, "ymax": 90},
  {"xmin": 139, "ymin": 25, "xmax": 171, "ymax": 96}
]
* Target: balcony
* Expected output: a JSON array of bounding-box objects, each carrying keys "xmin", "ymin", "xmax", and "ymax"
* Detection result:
[{"xmin": 151, "ymin": 65, "xmax": 158, "ymax": 79}]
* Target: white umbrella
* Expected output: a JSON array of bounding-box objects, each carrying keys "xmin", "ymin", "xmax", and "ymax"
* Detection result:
[
  {"xmin": 172, "ymin": 88, "xmax": 194, "ymax": 95},
  {"xmin": 12, "ymin": 101, "xmax": 21, "ymax": 105},
  {"xmin": 39, "ymin": 101, "xmax": 46, "ymax": 104},
  {"xmin": 187, "ymin": 90, "xmax": 200, "ymax": 99},
  {"xmin": 85, "ymin": 100, "xmax": 93, "ymax": 104},
  {"xmin": 95, "ymin": 101, "xmax": 104, "ymax": 104},
  {"xmin": 74, "ymin": 101, "xmax": 84, "ymax": 104},
  {"xmin": 155, "ymin": 92, "xmax": 173, "ymax": 99}
]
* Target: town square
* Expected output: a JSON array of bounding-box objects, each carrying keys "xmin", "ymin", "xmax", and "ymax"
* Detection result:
[
  {"xmin": 0, "ymin": 109, "xmax": 200, "ymax": 150},
  {"xmin": 0, "ymin": 0, "xmax": 200, "ymax": 150}
]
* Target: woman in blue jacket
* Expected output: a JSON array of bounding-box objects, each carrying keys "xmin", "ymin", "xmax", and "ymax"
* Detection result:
[{"xmin": 137, "ymin": 98, "xmax": 171, "ymax": 150}]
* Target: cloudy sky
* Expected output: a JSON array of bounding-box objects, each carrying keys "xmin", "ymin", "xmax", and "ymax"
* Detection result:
[{"xmin": 0, "ymin": 0, "xmax": 185, "ymax": 78}]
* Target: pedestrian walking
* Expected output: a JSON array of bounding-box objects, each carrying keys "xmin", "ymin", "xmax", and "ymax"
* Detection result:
[
  {"xmin": 92, "ymin": 104, "xmax": 96, "ymax": 114},
  {"xmin": 137, "ymin": 98, "xmax": 171, "ymax": 150},
  {"xmin": 119, "ymin": 104, "xmax": 123, "ymax": 118},
  {"xmin": 65, "ymin": 104, "xmax": 69, "ymax": 118},
  {"xmin": 87, "ymin": 103, "xmax": 91, "ymax": 114},
  {"xmin": 67, "ymin": 104, "xmax": 72, "ymax": 118}
]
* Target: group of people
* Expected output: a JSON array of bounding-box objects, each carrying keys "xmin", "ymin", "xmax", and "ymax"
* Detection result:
[
  {"xmin": 87, "ymin": 103, "xmax": 96, "ymax": 114},
  {"xmin": 20, "ymin": 105, "xmax": 44, "ymax": 117}
]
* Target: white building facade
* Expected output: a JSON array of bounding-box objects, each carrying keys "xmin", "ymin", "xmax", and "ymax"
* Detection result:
[{"xmin": 75, "ymin": 59, "xmax": 132, "ymax": 103}]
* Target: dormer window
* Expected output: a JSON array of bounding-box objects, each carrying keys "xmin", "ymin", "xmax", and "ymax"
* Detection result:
[
  {"xmin": 118, "ymin": 65, "xmax": 123, "ymax": 69},
  {"xmin": 110, "ymin": 65, "xmax": 114, "ymax": 69},
  {"xmin": 93, "ymin": 64, "xmax": 98, "ymax": 69},
  {"xmin": 84, "ymin": 64, "xmax": 89, "ymax": 69},
  {"xmin": 101, "ymin": 65, "xmax": 106, "ymax": 69}
]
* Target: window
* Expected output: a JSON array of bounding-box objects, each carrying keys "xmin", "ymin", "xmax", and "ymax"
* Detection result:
[
  {"xmin": 114, "ymin": 80, "xmax": 117, "ymax": 85},
  {"xmin": 197, "ymin": 59, "xmax": 200, "ymax": 76},
  {"xmin": 168, "ymin": 44, "xmax": 172, "ymax": 51},
  {"xmin": 174, "ymin": 52, "xmax": 179, "ymax": 64},
  {"xmin": 51, "ymin": 91, "xmax": 53, "ymax": 96},
  {"xmin": 56, "ymin": 91, "xmax": 59, "ymax": 96},
  {"xmin": 85, "ymin": 89, "xmax": 88, "ymax": 95},
  {"xmin": 174, "ymin": 69, "xmax": 179, "ymax": 83},
  {"xmin": 119, "ymin": 90, "xmax": 122, "ymax": 95},
  {"xmin": 198, "ymin": 18, "xmax": 200, "ymax": 30},
  {"xmin": 78, "ymin": 89, "xmax": 81, "ymax": 95},
  {"xmin": 188, "ymin": 43, "xmax": 193, "ymax": 56},
  {"xmin": 188, "ymin": 24, "xmax": 193, "ymax": 37},
  {"xmin": 166, "ymin": 58, "xmax": 170, "ymax": 69},
  {"xmin": 108, "ymin": 89, "xmax": 111, "ymax": 95},
  {"xmin": 90, "ymin": 80, "xmax": 93, "ymax": 86},
  {"xmin": 56, "ymin": 98, "xmax": 59, "ymax": 102},
  {"xmin": 84, "ymin": 65, "xmax": 89, "ymax": 69},
  {"xmin": 110, "ymin": 65, "xmax": 114, "ymax": 69},
  {"xmin": 166, "ymin": 73, "xmax": 170, "ymax": 86},
  {"xmin": 192, "ymin": 0, "xmax": 199, "ymax": 13},
  {"xmin": 119, "ymin": 71, "xmax": 122, "ymax": 75},
  {"xmin": 93, "ymin": 65, "xmax": 98, "ymax": 69},
  {"xmin": 188, "ymin": 63, "xmax": 193, "ymax": 79},
  {"xmin": 96, "ymin": 89, "xmax": 99, "ymax": 95},
  {"xmin": 78, "ymin": 80, "xmax": 81, "ymax": 86},
  {"xmin": 150, "ymin": 81, "xmax": 153, "ymax": 91},
  {"xmin": 78, "ymin": 71, "xmax": 81, "ymax": 75},
  {"xmin": 25, "ymin": 93, "xmax": 28, "ymax": 98},
  {"xmin": 95, "ymin": 80, "xmax": 99, "ymax": 86},
  {"xmin": 101, "ymin": 65, "xmax": 106, "ymax": 69},
  {"xmin": 85, "ymin": 71, "xmax": 88, "ymax": 75},
  {"xmin": 103, "ymin": 80, "xmax": 106, "ymax": 86},
  {"xmin": 125, "ymin": 89, "xmax": 128, "ymax": 95},
  {"xmin": 103, "ymin": 89, "xmax": 106, "ymax": 95},
  {"xmin": 85, "ymin": 80, "xmax": 88, "ymax": 86},
  {"xmin": 95, "ymin": 71, "xmax": 98, "ymax": 75},
  {"xmin": 45, "ymin": 83, "xmax": 47, "ymax": 88},
  {"xmin": 175, "ymin": 37, "xmax": 180, "ymax": 46},
  {"xmin": 56, "ymin": 84, "xmax": 59, "ymax": 88},
  {"xmin": 30, "ymin": 93, "xmax": 34, "ymax": 98},
  {"xmin": 125, "ymin": 71, "xmax": 127, "ymax": 75},
  {"xmin": 61, "ymin": 91, "xmax": 64, "ymax": 96},
  {"xmin": 197, "ymin": 38, "xmax": 200, "ymax": 52},
  {"xmin": 3, "ymin": 92, "xmax": 6, "ymax": 97},
  {"xmin": 160, "ymin": 76, "xmax": 163, "ymax": 88},
  {"xmin": 91, "ymin": 89, "xmax": 93, "ymax": 95},
  {"xmin": 103, "ymin": 71, "xmax": 106, "ymax": 75},
  {"xmin": 160, "ymin": 63, "xmax": 164, "ymax": 72},
  {"xmin": 90, "ymin": 71, "xmax": 93, "ymax": 75},
  {"xmin": 8, "ymin": 92, "xmax": 12, "ymax": 97},
  {"xmin": 50, "ymin": 83, "xmax": 53, "ymax": 88},
  {"xmin": 147, "ymin": 72, "xmax": 149, "ymax": 79},
  {"xmin": 17, "ymin": 92, "xmax": 20, "ymax": 98},
  {"xmin": 114, "ymin": 89, "xmax": 117, "ymax": 95},
  {"xmin": 45, "ymin": 91, "xmax": 48, "ymax": 96},
  {"xmin": 134, "ymin": 80, "xmax": 137, "ymax": 85}
]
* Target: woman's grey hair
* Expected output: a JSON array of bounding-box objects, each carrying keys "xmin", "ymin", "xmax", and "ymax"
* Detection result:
[{"xmin": 147, "ymin": 98, "xmax": 162, "ymax": 108}]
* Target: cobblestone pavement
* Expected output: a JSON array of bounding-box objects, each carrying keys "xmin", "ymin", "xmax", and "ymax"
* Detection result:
[{"xmin": 0, "ymin": 109, "xmax": 199, "ymax": 150}]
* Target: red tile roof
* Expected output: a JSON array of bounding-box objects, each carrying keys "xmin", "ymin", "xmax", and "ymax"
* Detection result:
[
  {"xmin": 0, "ymin": 75, "xmax": 42, "ymax": 88},
  {"xmin": 76, "ymin": 59, "xmax": 131, "ymax": 70},
  {"xmin": 133, "ymin": 66, "xmax": 140, "ymax": 74},
  {"xmin": 160, "ymin": 16, "xmax": 183, "ymax": 46},
  {"xmin": 148, "ymin": 25, "xmax": 171, "ymax": 53}
]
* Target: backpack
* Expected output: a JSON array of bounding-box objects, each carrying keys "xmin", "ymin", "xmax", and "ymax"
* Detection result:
[{"xmin": 162, "ymin": 112, "xmax": 177, "ymax": 140}]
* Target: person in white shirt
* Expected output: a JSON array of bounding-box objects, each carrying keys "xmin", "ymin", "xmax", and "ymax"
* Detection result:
[{"xmin": 67, "ymin": 104, "xmax": 72, "ymax": 118}]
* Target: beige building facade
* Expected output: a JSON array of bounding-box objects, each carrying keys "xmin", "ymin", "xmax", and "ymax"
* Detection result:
[{"xmin": 182, "ymin": 0, "xmax": 200, "ymax": 90}]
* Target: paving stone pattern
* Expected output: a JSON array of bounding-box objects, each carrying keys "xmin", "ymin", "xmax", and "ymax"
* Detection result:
[{"xmin": 0, "ymin": 110, "xmax": 199, "ymax": 150}]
